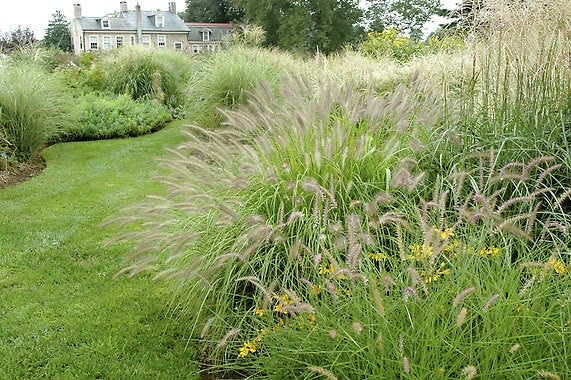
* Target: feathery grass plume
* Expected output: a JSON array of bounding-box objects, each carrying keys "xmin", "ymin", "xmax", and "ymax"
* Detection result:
[
  {"xmin": 518, "ymin": 275, "xmax": 536, "ymax": 296},
  {"xmin": 453, "ymin": 287, "xmax": 476, "ymax": 308},
  {"xmin": 461, "ymin": 365, "xmax": 477, "ymax": 380},
  {"xmin": 483, "ymin": 293, "xmax": 500, "ymax": 311},
  {"xmin": 456, "ymin": 307, "xmax": 468, "ymax": 327},
  {"xmin": 537, "ymin": 370, "xmax": 561, "ymax": 380},
  {"xmin": 308, "ymin": 366, "xmax": 338, "ymax": 380},
  {"xmin": 403, "ymin": 286, "xmax": 418, "ymax": 303},
  {"xmin": 352, "ymin": 322, "xmax": 363, "ymax": 335},
  {"xmin": 216, "ymin": 328, "xmax": 241, "ymax": 349},
  {"xmin": 384, "ymin": 274, "xmax": 396, "ymax": 294},
  {"xmin": 509, "ymin": 343, "xmax": 521, "ymax": 354},
  {"xmin": 407, "ymin": 267, "xmax": 428, "ymax": 295},
  {"xmin": 370, "ymin": 278, "xmax": 386, "ymax": 317},
  {"xmin": 402, "ymin": 357, "xmax": 411, "ymax": 374},
  {"xmin": 328, "ymin": 330, "xmax": 338, "ymax": 340}
]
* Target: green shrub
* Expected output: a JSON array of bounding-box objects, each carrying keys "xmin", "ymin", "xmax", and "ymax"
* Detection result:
[
  {"xmin": 360, "ymin": 28, "xmax": 424, "ymax": 62},
  {"xmin": 56, "ymin": 93, "xmax": 172, "ymax": 141},
  {"xmin": 0, "ymin": 63, "xmax": 69, "ymax": 160}
]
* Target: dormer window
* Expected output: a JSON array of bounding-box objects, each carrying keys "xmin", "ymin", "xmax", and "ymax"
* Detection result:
[
  {"xmin": 102, "ymin": 18, "xmax": 110, "ymax": 28},
  {"xmin": 156, "ymin": 14, "xmax": 165, "ymax": 27},
  {"xmin": 201, "ymin": 30, "xmax": 210, "ymax": 42}
]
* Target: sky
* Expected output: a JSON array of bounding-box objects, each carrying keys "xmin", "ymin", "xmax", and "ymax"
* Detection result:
[{"xmin": 0, "ymin": 0, "xmax": 459, "ymax": 39}]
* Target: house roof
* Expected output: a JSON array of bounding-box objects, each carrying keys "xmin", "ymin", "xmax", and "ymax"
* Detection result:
[
  {"xmin": 186, "ymin": 23, "xmax": 233, "ymax": 42},
  {"xmin": 77, "ymin": 10, "xmax": 188, "ymax": 32}
]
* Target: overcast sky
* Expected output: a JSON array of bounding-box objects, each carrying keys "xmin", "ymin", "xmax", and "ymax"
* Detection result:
[{"xmin": 0, "ymin": 0, "xmax": 459, "ymax": 39}]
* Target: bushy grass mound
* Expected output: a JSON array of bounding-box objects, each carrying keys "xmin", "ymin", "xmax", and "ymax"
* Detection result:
[
  {"xmin": 55, "ymin": 93, "xmax": 172, "ymax": 142},
  {"xmin": 184, "ymin": 46, "xmax": 290, "ymax": 128},
  {"xmin": 85, "ymin": 47, "xmax": 193, "ymax": 108},
  {"xmin": 0, "ymin": 63, "xmax": 69, "ymax": 160}
]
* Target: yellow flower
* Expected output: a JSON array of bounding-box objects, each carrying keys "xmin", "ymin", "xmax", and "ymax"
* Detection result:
[
  {"xmin": 238, "ymin": 340, "xmax": 257, "ymax": 358},
  {"xmin": 443, "ymin": 239, "xmax": 464, "ymax": 254},
  {"xmin": 547, "ymin": 258, "xmax": 568, "ymax": 275},
  {"xmin": 478, "ymin": 246, "xmax": 501, "ymax": 258},
  {"xmin": 309, "ymin": 285, "xmax": 321, "ymax": 296},
  {"xmin": 307, "ymin": 314, "xmax": 317, "ymax": 325},
  {"xmin": 409, "ymin": 243, "xmax": 433, "ymax": 260},
  {"xmin": 368, "ymin": 252, "xmax": 388, "ymax": 261},
  {"xmin": 254, "ymin": 307, "xmax": 267, "ymax": 317},
  {"xmin": 273, "ymin": 294, "xmax": 294, "ymax": 314},
  {"xmin": 319, "ymin": 264, "xmax": 336, "ymax": 276},
  {"xmin": 423, "ymin": 265, "xmax": 451, "ymax": 284},
  {"xmin": 438, "ymin": 227, "xmax": 454, "ymax": 240}
]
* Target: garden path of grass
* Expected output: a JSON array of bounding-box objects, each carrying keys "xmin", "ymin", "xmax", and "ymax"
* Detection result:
[{"xmin": 0, "ymin": 121, "xmax": 199, "ymax": 379}]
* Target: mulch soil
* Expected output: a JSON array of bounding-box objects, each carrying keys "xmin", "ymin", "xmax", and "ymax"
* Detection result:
[{"xmin": 0, "ymin": 158, "xmax": 45, "ymax": 189}]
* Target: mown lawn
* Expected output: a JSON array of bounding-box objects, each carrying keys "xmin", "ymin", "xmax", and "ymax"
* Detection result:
[{"xmin": 0, "ymin": 121, "xmax": 198, "ymax": 379}]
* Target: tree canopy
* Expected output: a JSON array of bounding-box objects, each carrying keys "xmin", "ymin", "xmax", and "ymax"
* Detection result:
[
  {"xmin": 43, "ymin": 11, "xmax": 72, "ymax": 52},
  {"xmin": 0, "ymin": 26, "xmax": 36, "ymax": 52},
  {"xmin": 184, "ymin": 0, "xmax": 244, "ymax": 23},
  {"xmin": 235, "ymin": 0, "xmax": 362, "ymax": 53},
  {"xmin": 366, "ymin": 0, "xmax": 442, "ymax": 39}
]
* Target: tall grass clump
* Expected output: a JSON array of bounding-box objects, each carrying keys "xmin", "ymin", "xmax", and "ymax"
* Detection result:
[
  {"xmin": 88, "ymin": 47, "xmax": 193, "ymax": 108},
  {"xmin": 0, "ymin": 63, "xmax": 69, "ymax": 160},
  {"xmin": 112, "ymin": 74, "xmax": 570, "ymax": 378},
  {"xmin": 435, "ymin": 0, "xmax": 571, "ymax": 167},
  {"xmin": 184, "ymin": 46, "xmax": 291, "ymax": 128}
]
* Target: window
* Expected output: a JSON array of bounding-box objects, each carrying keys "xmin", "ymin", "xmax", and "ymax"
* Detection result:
[
  {"xmin": 201, "ymin": 30, "xmax": 210, "ymax": 42},
  {"xmin": 142, "ymin": 35, "xmax": 151, "ymax": 47},
  {"xmin": 156, "ymin": 14, "xmax": 164, "ymax": 27},
  {"xmin": 79, "ymin": 36, "xmax": 84, "ymax": 50},
  {"xmin": 89, "ymin": 35, "xmax": 98, "ymax": 50},
  {"xmin": 130, "ymin": 36, "xmax": 135, "ymax": 46},
  {"xmin": 102, "ymin": 18, "xmax": 110, "ymax": 29},
  {"xmin": 174, "ymin": 41, "xmax": 183, "ymax": 50},
  {"xmin": 192, "ymin": 44, "xmax": 200, "ymax": 54},
  {"xmin": 116, "ymin": 36, "xmax": 124, "ymax": 48},
  {"xmin": 157, "ymin": 35, "xmax": 166, "ymax": 48},
  {"xmin": 103, "ymin": 36, "xmax": 112, "ymax": 49}
]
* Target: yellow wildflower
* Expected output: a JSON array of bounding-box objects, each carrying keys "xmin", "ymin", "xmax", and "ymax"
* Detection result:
[
  {"xmin": 238, "ymin": 340, "xmax": 257, "ymax": 358},
  {"xmin": 307, "ymin": 314, "xmax": 317, "ymax": 325},
  {"xmin": 309, "ymin": 284, "xmax": 321, "ymax": 296},
  {"xmin": 438, "ymin": 227, "xmax": 454, "ymax": 240},
  {"xmin": 319, "ymin": 264, "xmax": 336, "ymax": 276},
  {"xmin": 444, "ymin": 239, "xmax": 464, "ymax": 254},
  {"xmin": 254, "ymin": 307, "xmax": 267, "ymax": 317},
  {"xmin": 273, "ymin": 294, "xmax": 294, "ymax": 314},
  {"xmin": 409, "ymin": 243, "xmax": 433, "ymax": 260},
  {"xmin": 368, "ymin": 252, "xmax": 388, "ymax": 261},
  {"xmin": 547, "ymin": 258, "xmax": 568, "ymax": 275},
  {"xmin": 478, "ymin": 246, "xmax": 501, "ymax": 258},
  {"xmin": 423, "ymin": 265, "xmax": 451, "ymax": 284}
]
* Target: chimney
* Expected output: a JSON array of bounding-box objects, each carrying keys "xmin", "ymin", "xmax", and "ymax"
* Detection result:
[
  {"xmin": 136, "ymin": 3, "xmax": 142, "ymax": 44},
  {"xmin": 120, "ymin": 1, "xmax": 128, "ymax": 12},
  {"xmin": 73, "ymin": 3, "xmax": 82, "ymax": 19},
  {"xmin": 168, "ymin": 1, "xmax": 176, "ymax": 14}
]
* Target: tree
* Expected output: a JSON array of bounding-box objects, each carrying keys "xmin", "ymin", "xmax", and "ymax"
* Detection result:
[
  {"xmin": 184, "ymin": 0, "xmax": 244, "ymax": 23},
  {"xmin": 0, "ymin": 26, "xmax": 36, "ymax": 52},
  {"xmin": 234, "ymin": 0, "xmax": 362, "ymax": 53},
  {"xmin": 366, "ymin": 0, "xmax": 441, "ymax": 39},
  {"xmin": 43, "ymin": 11, "xmax": 72, "ymax": 52},
  {"xmin": 440, "ymin": 0, "xmax": 484, "ymax": 31}
]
